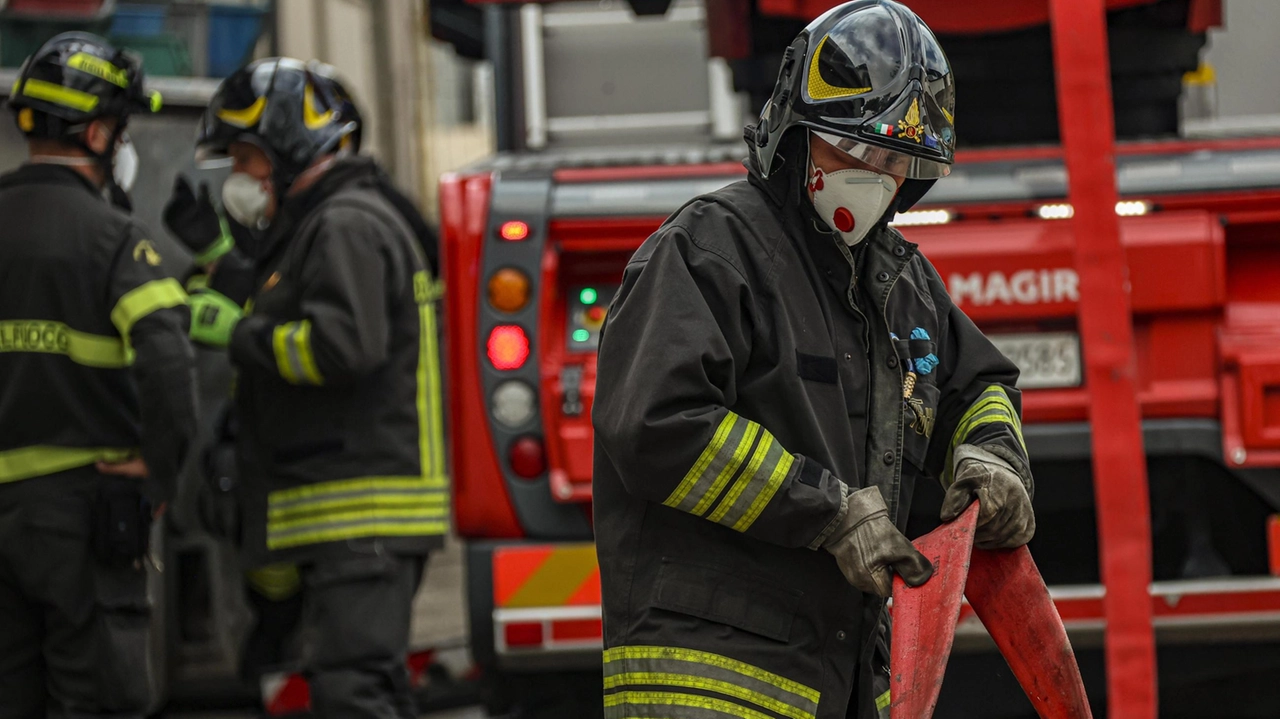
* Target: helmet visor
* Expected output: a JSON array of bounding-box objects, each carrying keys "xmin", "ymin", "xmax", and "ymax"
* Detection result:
[{"xmin": 812, "ymin": 130, "xmax": 951, "ymax": 180}]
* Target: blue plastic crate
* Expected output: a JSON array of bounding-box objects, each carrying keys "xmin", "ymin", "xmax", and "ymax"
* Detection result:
[
  {"xmin": 208, "ymin": 5, "xmax": 264, "ymax": 77},
  {"xmin": 110, "ymin": 4, "xmax": 166, "ymax": 37}
]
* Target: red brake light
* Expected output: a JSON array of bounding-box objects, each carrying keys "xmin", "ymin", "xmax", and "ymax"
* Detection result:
[
  {"xmin": 509, "ymin": 436, "xmax": 546, "ymax": 478},
  {"xmin": 503, "ymin": 622, "xmax": 544, "ymax": 648},
  {"xmin": 500, "ymin": 221, "xmax": 530, "ymax": 241},
  {"xmin": 487, "ymin": 325, "xmax": 530, "ymax": 370}
]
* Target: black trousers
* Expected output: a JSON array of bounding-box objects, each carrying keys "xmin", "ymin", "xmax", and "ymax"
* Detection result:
[
  {"xmin": 0, "ymin": 472, "xmax": 151, "ymax": 719},
  {"xmin": 299, "ymin": 549, "xmax": 426, "ymax": 719}
]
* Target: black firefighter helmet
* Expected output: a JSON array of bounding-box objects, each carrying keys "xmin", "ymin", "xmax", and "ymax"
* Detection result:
[
  {"xmin": 196, "ymin": 58, "xmax": 358, "ymax": 194},
  {"xmin": 749, "ymin": 0, "xmax": 955, "ymax": 205},
  {"xmin": 9, "ymin": 32, "xmax": 160, "ymax": 138}
]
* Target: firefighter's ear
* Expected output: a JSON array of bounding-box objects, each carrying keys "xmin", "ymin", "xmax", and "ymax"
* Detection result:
[{"xmin": 84, "ymin": 118, "xmax": 114, "ymax": 155}]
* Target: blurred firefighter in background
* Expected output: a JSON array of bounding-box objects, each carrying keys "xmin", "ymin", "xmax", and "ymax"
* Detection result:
[
  {"xmin": 164, "ymin": 61, "xmax": 444, "ymax": 694},
  {"xmin": 180, "ymin": 57, "xmax": 447, "ymax": 718},
  {"xmin": 0, "ymin": 33, "xmax": 198, "ymax": 719},
  {"xmin": 592, "ymin": 2, "xmax": 1035, "ymax": 718}
]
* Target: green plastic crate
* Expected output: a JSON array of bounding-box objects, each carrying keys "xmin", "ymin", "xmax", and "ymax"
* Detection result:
[{"xmin": 108, "ymin": 32, "xmax": 193, "ymax": 77}]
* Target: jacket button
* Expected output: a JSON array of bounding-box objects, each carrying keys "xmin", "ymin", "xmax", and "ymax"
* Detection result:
[
  {"xmin": 883, "ymin": 451, "xmax": 895, "ymax": 465},
  {"xmin": 876, "ymin": 271, "xmax": 891, "ymax": 282},
  {"xmin": 888, "ymin": 356, "xmax": 898, "ymax": 368},
  {"xmin": 893, "ymin": 245, "xmax": 907, "ymax": 257},
  {"xmin": 836, "ymin": 630, "xmax": 848, "ymax": 641},
  {"xmin": 844, "ymin": 352, "xmax": 853, "ymax": 361}
]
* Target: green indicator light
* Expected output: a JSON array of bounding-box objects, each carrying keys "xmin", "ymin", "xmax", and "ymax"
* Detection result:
[
  {"xmin": 572, "ymin": 329, "xmax": 591, "ymax": 343},
  {"xmin": 579, "ymin": 287, "xmax": 598, "ymax": 305}
]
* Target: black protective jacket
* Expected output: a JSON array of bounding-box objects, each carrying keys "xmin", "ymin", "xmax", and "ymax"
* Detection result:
[
  {"xmin": 592, "ymin": 155, "xmax": 1030, "ymax": 719},
  {"xmin": 228, "ymin": 158, "xmax": 447, "ymax": 566},
  {"xmin": 0, "ymin": 164, "xmax": 197, "ymax": 501}
]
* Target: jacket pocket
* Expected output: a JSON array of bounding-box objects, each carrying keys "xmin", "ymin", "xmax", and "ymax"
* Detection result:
[{"xmin": 651, "ymin": 559, "xmax": 801, "ymax": 643}]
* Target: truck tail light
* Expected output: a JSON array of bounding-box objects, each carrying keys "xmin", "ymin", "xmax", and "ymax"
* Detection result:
[
  {"xmin": 503, "ymin": 622, "xmax": 544, "ymax": 648},
  {"xmin": 509, "ymin": 436, "xmax": 546, "ymax": 478},
  {"xmin": 492, "ymin": 381, "xmax": 537, "ymax": 428},
  {"xmin": 487, "ymin": 325, "xmax": 530, "ymax": 370},
  {"xmin": 500, "ymin": 220, "xmax": 530, "ymax": 241},
  {"xmin": 551, "ymin": 618, "xmax": 603, "ymax": 642},
  {"xmin": 489, "ymin": 269, "xmax": 531, "ymax": 313}
]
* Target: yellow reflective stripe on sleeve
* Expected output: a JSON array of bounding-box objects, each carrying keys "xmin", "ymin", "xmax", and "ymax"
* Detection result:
[
  {"xmin": 0, "ymin": 446, "xmax": 135, "ymax": 484},
  {"xmin": 876, "ymin": 689, "xmax": 892, "ymax": 712},
  {"xmin": 0, "ymin": 320, "xmax": 131, "ymax": 368},
  {"xmin": 605, "ymin": 691, "xmax": 776, "ymax": 719},
  {"xmin": 293, "ymin": 320, "xmax": 324, "ymax": 384},
  {"xmin": 689, "ymin": 421, "xmax": 759, "ymax": 517},
  {"xmin": 950, "ymin": 386, "xmax": 1024, "ymax": 450},
  {"xmin": 707, "ymin": 431, "xmax": 799, "ymax": 532},
  {"xmin": 271, "ymin": 321, "xmax": 322, "ymax": 385},
  {"xmin": 706, "ymin": 433, "xmax": 774, "ymax": 524},
  {"xmin": 733, "ymin": 451, "xmax": 794, "ymax": 533},
  {"xmin": 663, "ymin": 414, "xmax": 737, "ymax": 509},
  {"xmin": 604, "ymin": 646, "xmax": 820, "ymax": 705},
  {"xmin": 20, "ymin": 78, "xmax": 99, "ymax": 112},
  {"xmin": 110, "ymin": 278, "xmax": 187, "ymax": 339},
  {"xmin": 272, "ymin": 323, "xmax": 299, "ymax": 383},
  {"xmin": 945, "ymin": 385, "xmax": 1025, "ymax": 485}
]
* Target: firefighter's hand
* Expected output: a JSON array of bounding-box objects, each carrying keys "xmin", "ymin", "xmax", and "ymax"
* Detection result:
[
  {"xmin": 97, "ymin": 457, "xmax": 150, "ymax": 479},
  {"xmin": 822, "ymin": 485, "xmax": 934, "ymax": 597},
  {"xmin": 164, "ymin": 176, "xmax": 234, "ymax": 267},
  {"xmin": 189, "ymin": 290, "xmax": 243, "ymax": 348},
  {"xmin": 941, "ymin": 444, "xmax": 1035, "ymax": 550}
]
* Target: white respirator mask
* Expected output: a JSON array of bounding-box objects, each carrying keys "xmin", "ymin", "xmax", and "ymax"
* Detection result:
[
  {"xmin": 807, "ymin": 162, "xmax": 899, "ymax": 246},
  {"xmin": 112, "ymin": 134, "xmax": 138, "ymax": 193},
  {"xmin": 222, "ymin": 172, "xmax": 272, "ymax": 229}
]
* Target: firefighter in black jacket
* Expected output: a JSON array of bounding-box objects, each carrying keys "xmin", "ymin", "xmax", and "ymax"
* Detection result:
[
  {"xmin": 0, "ymin": 33, "xmax": 197, "ymax": 718},
  {"xmin": 593, "ymin": 3, "xmax": 1035, "ymax": 718},
  {"xmin": 185, "ymin": 58, "xmax": 446, "ymax": 718}
]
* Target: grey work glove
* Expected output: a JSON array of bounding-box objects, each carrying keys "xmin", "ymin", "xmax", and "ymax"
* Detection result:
[
  {"xmin": 822, "ymin": 485, "xmax": 934, "ymax": 597},
  {"xmin": 941, "ymin": 444, "xmax": 1036, "ymax": 550}
]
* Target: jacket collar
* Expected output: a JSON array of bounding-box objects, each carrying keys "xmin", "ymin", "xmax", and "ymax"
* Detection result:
[{"xmin": 0, "ymin": 162, "xmax": 103, "ymax": 199}]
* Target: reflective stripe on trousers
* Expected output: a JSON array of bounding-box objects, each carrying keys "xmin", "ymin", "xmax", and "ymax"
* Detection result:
[{"xmin": 603, "ymin": 646, "xmax": 821, "ymax": 719}]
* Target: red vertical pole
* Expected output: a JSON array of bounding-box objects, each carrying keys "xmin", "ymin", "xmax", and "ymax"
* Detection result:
[{"xmin": 1046, "ymin": 1, "xmax": 1157, "ymax": 717}]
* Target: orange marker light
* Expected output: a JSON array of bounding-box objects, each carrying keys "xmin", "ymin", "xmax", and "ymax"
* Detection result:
[
  {"xmin": 488, "ymin": 269, "xmax": 531, "ymax": 313},
  {"xmin": 500, "ymin": 221, "xmax": 530, "ymax": 241},
  {"xmin": 487, "ymin": 325, "xmax": 530, "ymax": 370}
]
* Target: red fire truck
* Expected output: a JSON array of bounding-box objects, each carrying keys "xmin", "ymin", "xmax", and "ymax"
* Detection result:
[{"xmin": 439, "ymin": 0, "xmax": 1280, "ymax": 715}]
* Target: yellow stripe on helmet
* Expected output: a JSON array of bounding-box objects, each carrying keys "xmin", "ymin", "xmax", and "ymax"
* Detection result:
[{"xmin": 216, "ymin": 95, "xmax": 267, "ymax": 128}]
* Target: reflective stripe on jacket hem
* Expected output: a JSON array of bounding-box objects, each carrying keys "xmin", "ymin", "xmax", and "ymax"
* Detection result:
[
  {"xmin": 603, "ymin": 646, "xmax": 820, "ymax": 719},
  {"xmin": 0, "ymin": 445, "xmax": 135, "ymax": 484},
  {"xmin": 265, "ymin": 475, "xmax": 450, "ymax": 550}
]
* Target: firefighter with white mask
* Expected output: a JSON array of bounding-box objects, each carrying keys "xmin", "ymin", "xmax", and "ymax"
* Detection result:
[{"xmin": 592, "ymin": 2, "xmax": 1034, "ymax": 717}]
